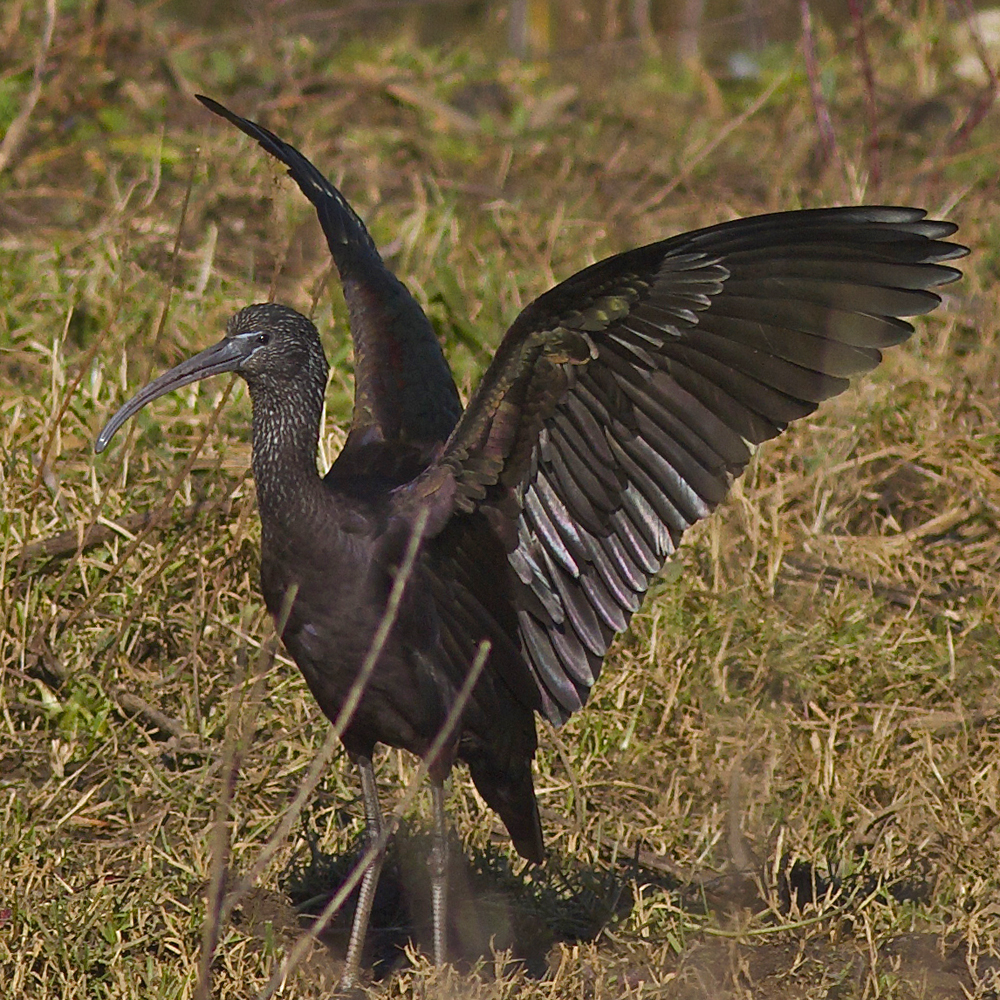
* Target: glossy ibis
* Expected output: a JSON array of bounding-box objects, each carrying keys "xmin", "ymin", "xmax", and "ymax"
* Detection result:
[{"xmin": 96, "ymin": 95, "xmax": 966, "ymax": 986}]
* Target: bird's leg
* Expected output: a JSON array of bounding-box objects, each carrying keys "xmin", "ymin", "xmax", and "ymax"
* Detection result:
[
  {"xmin": 429, "ymin": 779, "xmax": 449, "ymax": 967},
  {"xmin": 341, "ymin": 753, "xmax": 385, "ymax": 990}
]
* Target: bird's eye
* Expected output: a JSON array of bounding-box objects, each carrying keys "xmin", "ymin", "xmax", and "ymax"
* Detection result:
[{"xmin": 256, "ymin": 332, "xmax": 270, "ymax": 346}]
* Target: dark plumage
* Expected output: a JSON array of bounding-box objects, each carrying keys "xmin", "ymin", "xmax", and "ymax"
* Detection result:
[{"xmin": 95, "ymin": 95, "xmax": 966, "ymax": 986}]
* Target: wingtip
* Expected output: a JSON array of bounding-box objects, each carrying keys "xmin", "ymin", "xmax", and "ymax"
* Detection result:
[
  {"xmin": 195, "ymin": 93, "xmax": 245, "ymax": 130},
  {"xmin": 194, "ymin": 93, "xmax": 220, "ymax": 114}
]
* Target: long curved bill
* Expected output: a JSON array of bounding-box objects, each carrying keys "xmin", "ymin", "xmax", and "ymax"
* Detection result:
[{"xmin": 95, "ymin": 337, "xmax": 249, "ymax": 453}]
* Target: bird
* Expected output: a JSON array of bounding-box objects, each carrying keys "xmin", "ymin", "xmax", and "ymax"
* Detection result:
[{"xmin": 95, "ymin": 94, "xmax": 966, "ymax": 988}]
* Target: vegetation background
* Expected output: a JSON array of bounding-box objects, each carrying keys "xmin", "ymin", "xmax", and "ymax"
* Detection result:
[{"xmin": 2, "ymin": 0, "xmax": 999, "ymax": 996}]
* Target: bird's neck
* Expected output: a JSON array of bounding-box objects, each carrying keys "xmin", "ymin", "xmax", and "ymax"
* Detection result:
[{"xmin": 248, "ymin": 387, "xmax": 328, "ymax": 527}]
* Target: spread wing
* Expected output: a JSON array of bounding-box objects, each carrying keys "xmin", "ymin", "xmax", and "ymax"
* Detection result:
[
  {"xmin": 398, "ymin": 206, "xmax": 965, "ymax": 724},
  {"xmin": 197, "ymin": 94, "xmax": 462, "ymax": 447}
]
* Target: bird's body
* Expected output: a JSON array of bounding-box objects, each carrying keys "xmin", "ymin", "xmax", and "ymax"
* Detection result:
[
  {"xmin": 223, "ymin": 293, "xmax": 547, "ymax": 860},
  {"xmin": 259, "ymin": 446, "xmax": 544, "ymax": 858},
  {"xmin": 95, "ymin": 95, "xmax": 966, "ymax": 985}
]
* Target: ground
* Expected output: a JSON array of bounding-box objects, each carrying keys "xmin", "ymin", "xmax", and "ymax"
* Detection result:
[{"xmin": 2, "ymin": 2, "xmax": 1000, "ymax": 997}]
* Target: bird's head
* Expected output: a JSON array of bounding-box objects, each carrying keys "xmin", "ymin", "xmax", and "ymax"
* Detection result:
[
  {"xmin": 225, "ymin": 303, "xmax": 330, "ymax": 390},
  {"xmin": 95, "ymin": 302, "xmax": 329, "ymax": 453}
]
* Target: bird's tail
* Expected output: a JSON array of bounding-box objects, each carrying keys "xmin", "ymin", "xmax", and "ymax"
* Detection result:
[{"xmin": 466, "ymin": 747, "xmax": 545, "ymax": 864}]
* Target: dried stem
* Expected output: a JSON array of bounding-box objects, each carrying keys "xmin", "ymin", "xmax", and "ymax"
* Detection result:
[
  {"xmin": 254, "ymin": 638, "xmax": 492, "ymax": 1000},
  {"xmin": 800, "ymin": 0, "xmax": 842, "ymax": 177},
  {"xmin": 848, "ymin": 0, "xmax": 881, "ymax": 189},
  {"xmin": 0, "ymin": 0, "xmax": 56, "ymax": 173},
  {"xmin": 947, "ymin": 0, "xmax": 999, "ymax": 154}
]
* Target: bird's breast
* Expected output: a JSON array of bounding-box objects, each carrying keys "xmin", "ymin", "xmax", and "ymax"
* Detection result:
[{"xmin": 258, "ymin": 524, "xmax": 453, "ymax": 756}]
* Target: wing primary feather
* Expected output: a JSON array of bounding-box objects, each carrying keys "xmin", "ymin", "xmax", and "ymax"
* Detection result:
[
  {"xmin": 515, "ymin": 522, "xmax": 565, "ymax": 623},
  {"xmin": 655, "ymin": 361, "xmax": 780, "ymax": 443},
  {"xmin": 539, "ymin": 547, "xmax": 607, "ymax": 657},
  {"xmin": 534, "ymin": 472, "xmax": 588, "ymax": 551},
  {"xmin": 624, "ymin": 373, "xmax": 747, "ymax": 473},
  {"xmin": 518, "ymin": 610, "xmax": 584, "ymax": 716},
  {"xmin": 703, "ymin": 296, "xmax": 916, "ymax": 347},
  {"xmin": 584, "ymin": 533, "xmax": 642, "ymax": 613},
  {"xmin": 578, "ymin": 568, "xmax": 631, "ymax": 633},
  {"xmin": 600, "ymin": 522, "xmax": 656, "ymax": 588},
  {"xmin": 660, "ymin": 342, "xmax": 820, "ymax": 423},
  {"xmin": 608, "ymin": 488, "xmax": 667, "ymax": 570},
  {"xmin": 547, "ymin": 619, "xmax": 599, "ymax": 688},
  {"xmin": 563, "ymin": 393, "xmax": 617, "ymax": 466},
  {"xmin": 608, "ymin": 437, "xmax": 695, "ymax": 536},
  {"xmin": 540, "ymin": 435, "xmax": 610, "ymax": 534},
  {"xmin": 619, "ymin": 483, "xmax": 675, "ymax": 556},
  {"xmin": 525, "ymin": 485, "xmax": 579, "ymax": 576},
  {"xmin": 550, "ymin": 413, "xmax": 621, "ymax": 497},
  {"xmin": 693, "ymin": 313, "xmax": 883, "ymax": 377},
  {"xmin": 631, "ymin": 408, "xmax": 729, "ymax": 508}
]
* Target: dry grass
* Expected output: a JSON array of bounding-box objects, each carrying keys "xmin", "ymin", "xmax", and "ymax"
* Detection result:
[{"xmin": 2, "ymin": 2, "xmax": 1000, "ymax": 997}]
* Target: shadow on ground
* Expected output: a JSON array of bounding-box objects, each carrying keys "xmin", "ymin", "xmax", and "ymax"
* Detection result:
[
  {"xmin": 222, "ymin": 828, "xmax": 1000, "ymax": 997},
  {"xmin": 276, "ymin": 822, "xmax": 640, "ymax": 982}
]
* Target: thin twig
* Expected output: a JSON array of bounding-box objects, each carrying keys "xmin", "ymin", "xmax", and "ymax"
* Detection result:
[
  {"xmin": 65, "ymin": 379, "xmax": 236, "ymax": 630},
  {"xmin": 617, "ymin": 70, "xmax": 790, "ymax": 220},
  {"xmin": 0, "ymin": 0, "xmax": 56, "ymax": 173},
  {"xmin": 114, "ymin": 690, "xmax": 196, "ymax": 742},
  {"xmin": 255, "ymin": 637, "xmax": 491, "ymax": 1000},
  {"xmin": 218, "ymin": 510, "xmax": 430, "ymax": 926},
  {"xmin": 946, "ymin": 0, "xmax": 1000, "ymax": 155},
  {"xmin": 20, "ymin": 635, "xmax": 198, "ymax": 745},
  {"xmin": 195, "ymin": 507, "xmax": 432, "ymax": 991},
  {"xmin": 545, "ymin": 724, "xmax": 586, "ymax": 835},
  {"xmin": 799, "ymin": 0, "xmax": 841, "ymax": 176},
  {"xmin": 195, "ymin": 644, "xmax": 251, "ymax": 1000},
  {"xmin": 196, "ymin": 584, "xmax": 299, "ymax": 1000},
  {"xmin": 151, "ymin": 148, "xmax": 200, "ymax": 356},
  {"xmin": 16, "ymin": 499, "xmax": 236, "ymax": 565},
  {"xmin": 30, "ymin": 304, "xmax": 85, "ymax": 495},
  {"xmin": 7, "ymin": 300, "xmax": 124, "ymax": 606},
  {"xmin": 903, "ymin": 460, "xmax": 1000, "ymax": 520},
  {"xmin": 847, "ymin": 0, "xmax": 881, "ymax": 188},
  {"xmin": 778, "ymin": 555, "xmax": 953, "ymax": 608},
  {"xmin": 698, "ymin": 882, "xmax": 888, "ymax": 939}
]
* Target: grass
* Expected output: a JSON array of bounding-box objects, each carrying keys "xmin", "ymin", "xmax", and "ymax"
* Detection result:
[{"xmin": 2, "ymin": 1, "xmax": 1000, "ymax": 997}]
